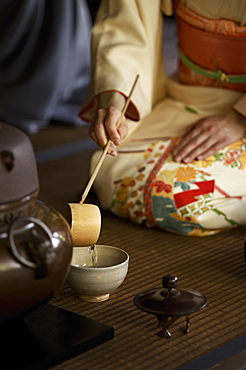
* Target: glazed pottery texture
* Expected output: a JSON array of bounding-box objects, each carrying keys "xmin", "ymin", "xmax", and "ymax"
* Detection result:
[{"xmin": 66, "ymin": 245, "xmax": 129, "ymax": 302}]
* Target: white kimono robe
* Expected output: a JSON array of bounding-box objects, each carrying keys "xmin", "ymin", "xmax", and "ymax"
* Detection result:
[{"xmin": 81, "ymin": 0, "xmax": 246, "ymax": 236}]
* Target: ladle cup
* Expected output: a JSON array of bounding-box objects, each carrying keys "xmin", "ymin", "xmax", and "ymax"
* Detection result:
[
  {"xmin": 61, "ymin": 203, "xmax": 101, "ymax": 247},
  {"xmin": 61, "ymin": 75, "xmax": 139, "ymax": 247}
]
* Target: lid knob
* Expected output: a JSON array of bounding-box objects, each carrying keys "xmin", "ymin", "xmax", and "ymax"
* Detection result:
[{"xmin": 162, "ymin": 274, "xmax": 178, "ymax": 291}]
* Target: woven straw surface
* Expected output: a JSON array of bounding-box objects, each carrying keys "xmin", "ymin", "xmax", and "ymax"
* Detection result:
[{"xmin": 29, "ymin": 126, "xmax": 246, "ymax": 370}]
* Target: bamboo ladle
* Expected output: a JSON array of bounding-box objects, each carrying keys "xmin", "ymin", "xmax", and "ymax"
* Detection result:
[{"xmin": 61, "ymin": 75, "xmax": 139, "ymax": 246}]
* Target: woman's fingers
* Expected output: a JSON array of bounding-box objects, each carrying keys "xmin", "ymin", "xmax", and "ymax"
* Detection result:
[
  {"xmin": 173, "ymin": 112, "xmax": 246, "ymax": 163},
  {"xmin": 89, "ymin": 106, "xmax": 127, "ymax": 156}
]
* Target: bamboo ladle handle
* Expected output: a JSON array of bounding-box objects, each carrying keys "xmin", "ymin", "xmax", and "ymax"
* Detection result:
[
  {"xmin": 61, "ymin": 75, "xmax": 139, "ymax": 247},
  {"xmin": 80, "ymin": 74, "xmax": 139, "ymax": 204}
]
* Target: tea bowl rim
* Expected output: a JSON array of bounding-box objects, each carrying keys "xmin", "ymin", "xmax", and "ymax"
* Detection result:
[{"xmin": 70, "ymin": 244, "xmax": 129, "ymax": 271}]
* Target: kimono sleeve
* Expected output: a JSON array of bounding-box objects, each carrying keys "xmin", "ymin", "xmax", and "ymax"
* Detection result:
[{"xmin": 80, "ymin": 0, "xmax": 168, "ymax": 122}]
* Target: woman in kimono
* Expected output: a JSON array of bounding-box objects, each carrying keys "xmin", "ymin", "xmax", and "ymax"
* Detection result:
[
  {"xmin": 80, "ymin": 0, "xmax": 246, "ymax": 236},
  {"xmin": 0, "ymin": 0, "xmax": 91, "ymax": 134}
]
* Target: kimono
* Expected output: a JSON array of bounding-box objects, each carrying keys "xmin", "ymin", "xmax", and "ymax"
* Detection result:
[
  {"xmin": 0, "ymin": 0, "xmax": 91, "ymax": 133},
  {"xmin": 80, "ymin": 0, "xmax": 246, "ymax": 236}
]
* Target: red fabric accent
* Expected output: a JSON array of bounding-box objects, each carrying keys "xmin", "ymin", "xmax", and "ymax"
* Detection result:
[
  {"xmin": 79, "ymin": 90, "xmax": 140, "ymax": 122},
  {"xmin": 177, "ymin": 16, "xmax": 246, "ymax": 91},
  {"xmin": 174, "ymin": 0, "xmax": 246, "ymax": 36},
  {"xmin": 214, "ymin": 184, "xmax": 242, "ymax": 200},
  {"xmin": 174, "ymin": 180, "xmax": 215, "ymax": 209},
  {"xmin": 143, "ymin": 139, "xmax": 179, "ymax": 227},
  {"xmin": 178, "ymin": 16, "xmax": 246, "ymax": 74}
]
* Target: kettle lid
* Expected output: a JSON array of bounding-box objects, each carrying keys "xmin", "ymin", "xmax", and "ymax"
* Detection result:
[
  {"xmin": 0, "ymin": 122, "xmax": 39, "ymax": 204},
  {"xmin": 134, "ymin": 274, "xmax": 207, "ymax": 316}
]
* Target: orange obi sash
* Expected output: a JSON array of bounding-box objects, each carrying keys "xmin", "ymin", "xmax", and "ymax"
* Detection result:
[{"xmin": 175, "ymin": 1, "xmax": 246, "ymax": 91}]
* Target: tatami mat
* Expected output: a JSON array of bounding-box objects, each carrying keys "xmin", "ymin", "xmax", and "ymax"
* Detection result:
[
  {"xmin": 50, "ymin": 213, "xmax": 246, "ymax": 370},
  {"xmin": 28, "ymin": 125, "xmax": 246, "ymax": 370}
]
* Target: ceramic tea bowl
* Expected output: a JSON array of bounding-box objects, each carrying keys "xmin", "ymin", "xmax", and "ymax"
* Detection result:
[{"xmin": 66, "ymin": 245, "xmax": 129, "ymax": 302}]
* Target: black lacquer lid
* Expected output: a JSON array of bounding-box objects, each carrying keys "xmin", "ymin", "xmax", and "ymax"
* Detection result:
[{"xmin": 134, "ymin": 274, "xmax": 207, "ymax": 316}]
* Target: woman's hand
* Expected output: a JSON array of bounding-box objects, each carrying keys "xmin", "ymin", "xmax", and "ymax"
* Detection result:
[
  {"xmin": 89, "ymin": 91, "xmax": 128, "ymax": 156},
  {"xmin": 173, "ymin": 110, "xmax": 246, "ymax": 163}
]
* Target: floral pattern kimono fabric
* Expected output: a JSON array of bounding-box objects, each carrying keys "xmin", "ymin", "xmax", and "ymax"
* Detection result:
[
  {"xmin": 110, "ymin": 137, "xmax": 246, "ymax": 236},
  {"xmin": 81, "ymin": 0, "xmax": 246, "ymax": 237}
]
